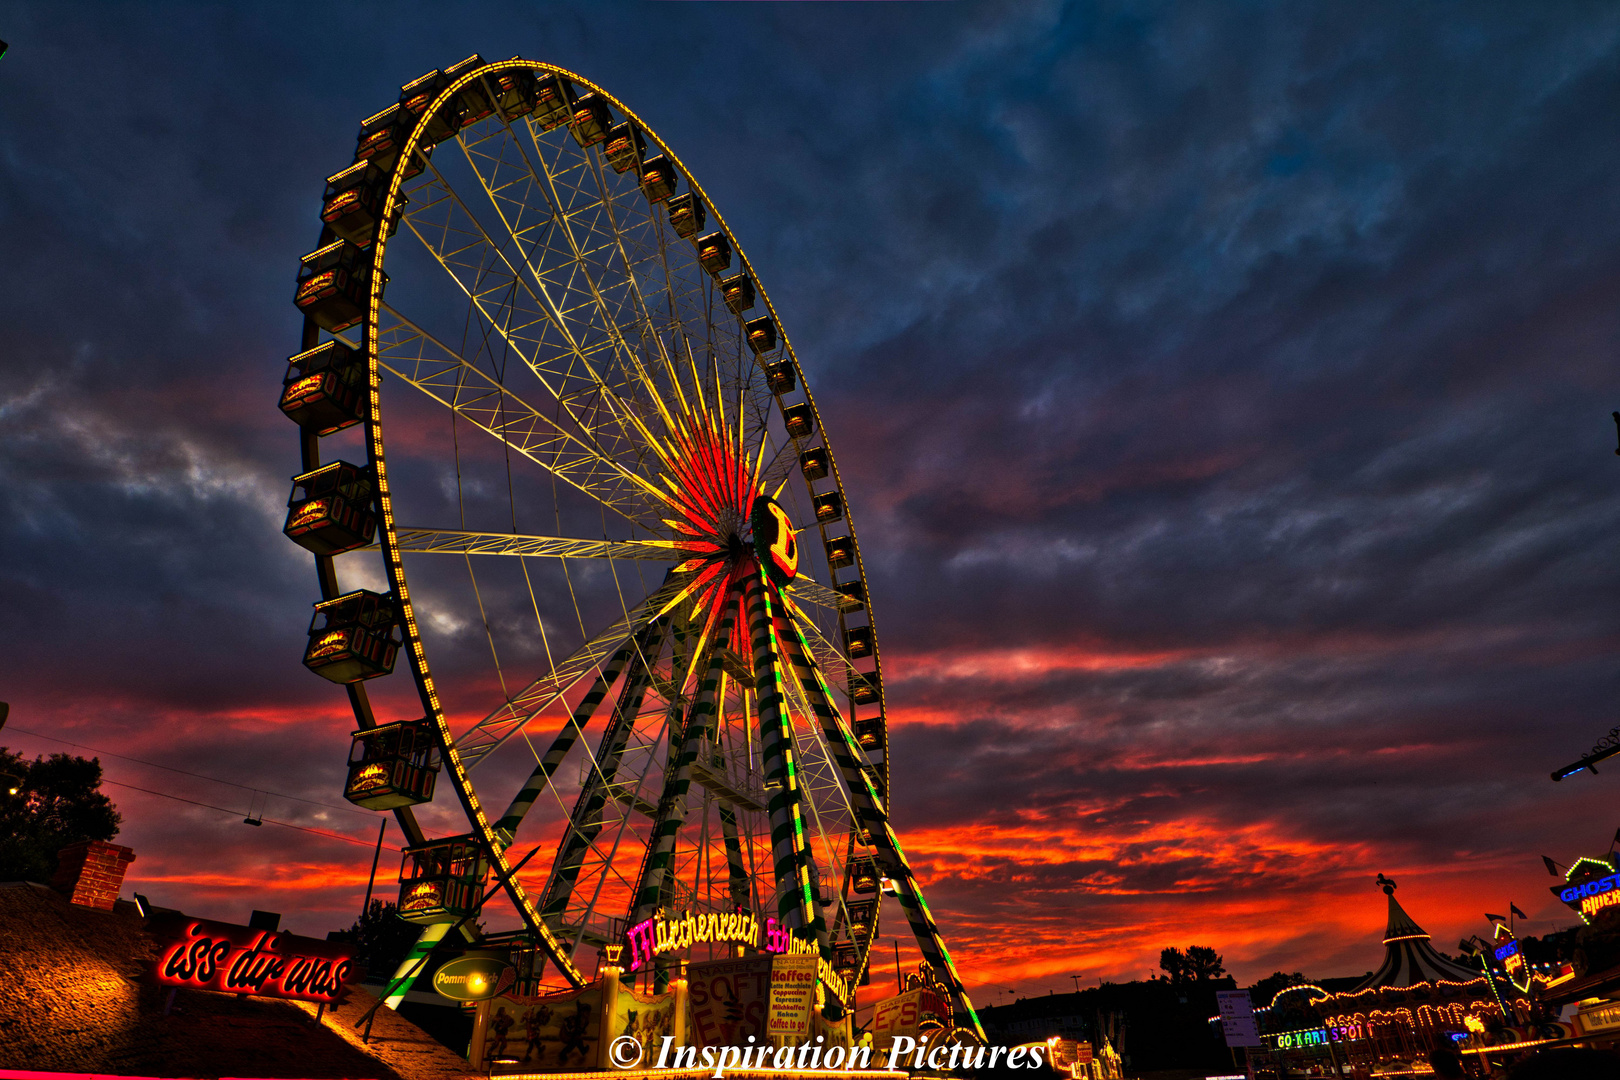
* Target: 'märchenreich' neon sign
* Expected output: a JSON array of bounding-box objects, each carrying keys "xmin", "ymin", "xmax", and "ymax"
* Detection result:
[
  {"xmin": 625, "ymin": 909, "xmax": 767, "ymax": 972},
  {"xmin": 152, "ymin": 917, "xmax": 356, "ymax": 1003},
  {"xmin": 623, "ymin": 909, "xmax": 850, "ymax": 1006}
]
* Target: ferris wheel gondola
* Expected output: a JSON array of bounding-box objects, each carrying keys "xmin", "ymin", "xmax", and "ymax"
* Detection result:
[{"xmin": 278, "ymin": 55, "xmax": 981, "ymax": 1037}]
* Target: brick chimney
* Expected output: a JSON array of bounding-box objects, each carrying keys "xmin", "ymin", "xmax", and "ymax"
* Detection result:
[{"xmin": 51, "ymin": 840, "xmax": 136, "ymax": 911}]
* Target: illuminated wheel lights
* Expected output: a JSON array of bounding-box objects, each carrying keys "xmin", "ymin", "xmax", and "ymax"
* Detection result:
[{"xmin": 282, "ymin": 57, "xmax": 982, "ymax": 1036}]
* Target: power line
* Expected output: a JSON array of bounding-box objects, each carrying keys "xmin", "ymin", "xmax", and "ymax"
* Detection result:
[
  {"xmin": 6, "ymin": 723, "xmax": 370, "ymax": 818},
  {"xmin": 98, "ymin": 778, "xmax": 401, "ymax": 852}
]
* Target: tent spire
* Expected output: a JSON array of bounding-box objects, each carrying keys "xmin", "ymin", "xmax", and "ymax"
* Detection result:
[{"xmin": 1351, "ymin": 875, "xmax": 1480, "ymax": 992}]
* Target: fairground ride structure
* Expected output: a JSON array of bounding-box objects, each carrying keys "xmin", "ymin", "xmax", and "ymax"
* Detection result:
[{"xmin": 276, "ymin": 55, "xmax": 982, "ymax": 1038}]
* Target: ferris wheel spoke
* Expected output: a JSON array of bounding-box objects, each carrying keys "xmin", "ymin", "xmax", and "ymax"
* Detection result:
[
  {"xmin": 399, "ymin": 160, "xmax": 675, "ymax": 495},
  {"xmin": 407, "ymin": 132, "xmax": 760, "ymax": 557},
  {"xmin": 571, "ymin": 151, "xmax": 679, "ymax": 397},
  {"xmin": 756, "ymin": 437, "xmax": 803, "ymax": 498},
  {"xmin": 435, "ymin": 119, "xmax": 712, "ymax": 481},
  {"xmin": 780, "ymin": 598, "xmax": 877, "ymax": 704},
  {"xmin": 452, "ymin": 572, "xmax": 689, "ymax": 769},
  {"xmin": 485, "ymin": 109, "xmax": 657, "ymax": 342},
  {"xmin": 451, "ymin": 121, "xmax": 652, "ymax": 389},
  {"xmin": 374, "ymin": 304, "xmax": 667, "ymax": 526},
  {"xmin": 389, "ymin": 526, "xmax": 687, "ymax": 561},
  {"xmin": 540, "ymin": 632, "xmax": 670, "ymax": 933},
  {"xmin": 787, "ymin": 574, "xmax": 858, "ymax": 614},
  {"xmin": 499, "ymin": 106, "xmax": 748, "ymax": 487},
  {"xmin": 491, "ymin": 620, "xmax": 666, "ymax": 847},
  {"xmin": 508, "ymin": 117, "xmax": 680, "ymax": 370}
]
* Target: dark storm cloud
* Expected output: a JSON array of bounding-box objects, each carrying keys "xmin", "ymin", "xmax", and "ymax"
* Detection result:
[{"xmin": 3, "ymin": 1, "xmax": 1620, "ymax": 982}]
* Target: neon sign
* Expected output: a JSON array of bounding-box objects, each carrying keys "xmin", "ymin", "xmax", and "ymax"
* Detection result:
[
  {"xmin": 152, "ymin": 917, "xmax": 355, "ymax": 1003},
  {"xmin": 1269, "ymin": 1024, "xmax": 1366, "ymax": 1051},
  {"xmin": 1491, "ymin": 923, "xmax": 1531, "ymax": 993},
  {"xmin": 1583, "ymin": 890, "xmax": 1620, "ymax": 919},
  {"xmin": 401, "ymin": 879, "xmax": 445, "ymax": 916},
  {"xmin": 348, "ymin": 762, "xmax": 391, "ymax": 794},
  {"xmin": 1558, "ymin": 872, "xmax": 1620, "ymax": 904},
  {"xmin": 1553, "ymin": 856, "xmax": 1620, "ymax": 923},
  {"xmin": 625, "ymin": 909, "xmax": 765, "ymax": 972},
  {"xmin": 1273, "ymin": 1029, "xmax": 1329, "ymax": 1050},
  {"xmin": 750, "ymin": 495, "xmax": 799, "ymax": 587},
  {"xmin": 623, "ymin": 908, "xmax": 850, "ymax": 1006}
]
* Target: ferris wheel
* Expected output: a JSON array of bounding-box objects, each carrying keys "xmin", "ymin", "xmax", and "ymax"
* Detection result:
[{"xmin": 278, "ymin": 55, "xmax": 979, "ymax": 1036}]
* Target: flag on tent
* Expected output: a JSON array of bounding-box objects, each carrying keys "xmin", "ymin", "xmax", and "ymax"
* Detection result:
[
  {"xmin": 1511, "ymin": 903, "xmax": 1528, "ymax": 920},
  {"xmin": 1485, "ymin": 913, "xmax": 1508, "ymax": 923},
  {"xmin": 1544, "ymin": 856, "xmax": 1562, "ymax": 877}
]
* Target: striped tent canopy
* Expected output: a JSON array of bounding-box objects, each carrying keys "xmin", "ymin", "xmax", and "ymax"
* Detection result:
[{"xmin": 1351, "ymin": 876, "xmax": 1481, "ymax": 992}]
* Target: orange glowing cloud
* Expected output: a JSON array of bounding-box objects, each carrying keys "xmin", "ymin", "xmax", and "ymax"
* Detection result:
[
  {"xmin": 133, "ymin": 863, "xmax": 377, "ymax": 893},
  {"xmin": 891, "ymin": 642, "xmax": 1198, "ymax": 683}
]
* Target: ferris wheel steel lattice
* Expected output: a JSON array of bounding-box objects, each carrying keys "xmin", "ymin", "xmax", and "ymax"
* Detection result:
[{"xmin": 277, "ymin": 55, "xmax": 980, "ymax": 1035}]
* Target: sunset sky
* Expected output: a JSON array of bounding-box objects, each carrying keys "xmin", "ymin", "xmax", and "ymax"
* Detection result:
[{"xmin": 5, "ymin": 1, "xmax": 1620, "ymax": 1006}]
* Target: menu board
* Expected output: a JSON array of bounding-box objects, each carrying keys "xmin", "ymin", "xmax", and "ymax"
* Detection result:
[{"xmin": 765, "ymin": 954, "xmax": 819, "ymax": 1046}]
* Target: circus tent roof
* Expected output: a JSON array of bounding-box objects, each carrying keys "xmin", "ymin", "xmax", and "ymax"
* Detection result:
[{"xmin": 1350, "ymin": 875, "xmax": 1482, "ymax": 993}]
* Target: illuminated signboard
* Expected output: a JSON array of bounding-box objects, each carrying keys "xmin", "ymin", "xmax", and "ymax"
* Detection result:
[
  {"xmin": 750, "ymin": 495, "xmax": 799, "ymax": 587},
  {"xmin": 623, "ymin": 909, "xmax": 850, "ymax": 1006},
  {"xmin": 1576, "ymin": 1001, "xmax": 1620, "ymax": 1036},
  {"xmin": 1268, "ymin": 1024, "xmax": 1368, "ymax": 1051},
  {"xmin": 1272, "ymin": 1029, "xmax": 1330, "ymax": 1051},
  {"xmin": 1552, "ymin": 856, "xmax": 1620, "ymax": 924},
  {"xmin": 624, "ymin": 909, "xmax": 767, "ymax": 972},
  {"xmin": 1491, "ymin": 923, "xmax": 1531, "ymax": 993},
  {"xmin": 432, "ymin": 955, "xmax": 515, "ymax": 1001},
  {"xmin": 151, "ymin": 916, "xmax": 356, "ymax": 1004}
]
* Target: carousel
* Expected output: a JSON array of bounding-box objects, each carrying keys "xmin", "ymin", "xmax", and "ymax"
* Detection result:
[{"xmin": 1242, "ymin": 876, "xmax": 1567, "ymax": 1078}]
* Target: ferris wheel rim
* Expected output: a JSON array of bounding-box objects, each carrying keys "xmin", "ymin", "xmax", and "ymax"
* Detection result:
[
  {"xmin": 348, "ymin": 58, "xmax": 885, "ymax": 988},
  {"xmin": 291, "ymin": 54, "xmax": 985, "ymax": 1038}
]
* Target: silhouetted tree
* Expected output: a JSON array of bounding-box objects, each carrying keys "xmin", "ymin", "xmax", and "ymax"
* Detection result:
[
  {"xmin": 1159, "ymin": 947, "xmax": 1188, "ymax": 985},
  {"xmin": 336, "ymin": 899, "xmax": 422, "ymax": 977},
  {"xmin": 0, "ymin": 749, "xmax": 121, "ymax": 883},
  {"xmin": 1184, "ymin": 945, "xmax": 1226, "ymax": 982}
]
